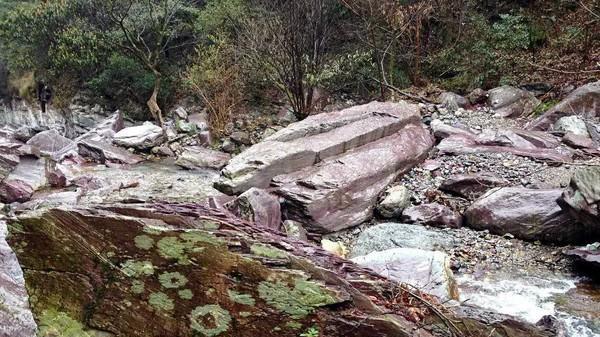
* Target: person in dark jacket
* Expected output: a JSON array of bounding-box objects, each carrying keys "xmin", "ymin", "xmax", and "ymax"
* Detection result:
[{"xmin": 37, "ymin": 81, "xmax": 52, "ymax": 113}]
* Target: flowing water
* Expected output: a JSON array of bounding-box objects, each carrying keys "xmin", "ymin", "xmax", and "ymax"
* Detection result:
[{"xmin": 457, "ymin": 272, "xmax": 600, "ymax": 337}]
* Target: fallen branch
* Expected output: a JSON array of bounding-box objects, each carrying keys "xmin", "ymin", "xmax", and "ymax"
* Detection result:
[
  {"xmin": 528, "ymin": 62, "xmax": 600, "ymax": 74},
  {"xmin": 367, "ymin": 76, "xmax": 433, "ymax": 104}
]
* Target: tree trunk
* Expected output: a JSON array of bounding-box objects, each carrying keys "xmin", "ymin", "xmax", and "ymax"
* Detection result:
[{"xmin": 147, "ymin": 72, "xmax": 164, "ymax": 127}]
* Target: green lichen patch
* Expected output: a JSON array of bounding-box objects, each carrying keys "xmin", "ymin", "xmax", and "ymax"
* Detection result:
[
  {"xmin": 189, "ymin": 304, "xmax": 232, "ymax": 336},
  {"xmin": 155, "ymin": 231, "xmax": 219, "ymax": 264},
  {"xmin": 250, "ymin": 244, "xmax": 288, "ymax": 259},
  {"xmin": 228, "ymin": 290, "xmax": 256, "ymax": 306},
  {"xmin": 158, "ymin": 271, "xmax": 189, "ymax": 289},
  {"xmin": 198, "ymin": 219, "xmax": 221, "ymax": 230},
  {"xmin": 37, "ymin": 309, "xmax": 92, "ymax": 337},
  {"xmin": 134, "ymin": 235, "xmax": 155, "ymax": 250},
  {"xmin": 258, "ymin": 279, "xmax": 339, "ymax": 318},
  {"xmin": 148, "ymin": 292, "xmax": 175, "ymax": 312},
  {"xmin": 131, "ymin": 280, "xmax": 145, "ymax": 294},
  {"xmin": 120, "ymin": 260, "xmax": 155, "ymax": 278},
  {"xmin": 178, "ymin": 289, "xmax": 194, "ymax": 300}
]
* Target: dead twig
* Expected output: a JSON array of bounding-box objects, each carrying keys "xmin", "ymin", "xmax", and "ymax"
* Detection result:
[{"xmin": 527, "ymin": 61, "xmax": 600, "ymax": 74}]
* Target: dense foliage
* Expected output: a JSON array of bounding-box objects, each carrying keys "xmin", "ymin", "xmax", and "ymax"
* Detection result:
[{"xmin": 0, "ymin": 0, "xmax": 597, "ymax": 128}]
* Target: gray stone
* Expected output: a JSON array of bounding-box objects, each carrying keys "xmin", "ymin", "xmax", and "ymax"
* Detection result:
[
  {"xmin": 225, "ymin": 188, "xmax": 281, "ymax": 230},
  {"xmin": 230, "ymin": 131, "xmax": 252, "ymax": 145},
  {"xmin": 350, "ymin": 222, "xmax": 457, "ymax": 258},
  {"xmin": 439, "ymin": 92, "xmax": 468, "ymax": 111},
  {"xmin": 0, "ymin": 220, "xmax": 37, "ymax": 337},
  {"xmin": 488, "ymin": 85, "xmax": 540, "ymax": 118},
  {"xmin": 188, "ymin": 112, "xmax": 209, "ymax": 131},
  {"xmin": 113, "ymin": 122, "xmax": 164, "ymax": 150},
  {"xmin": 554, "ymin": 116, "xmax": 590, "ymax": 137},
  {"xmin": 377, "ymin": 185, "xmax": 411, "ymax": 218},
  {"xmin": 26, "ymin": 129, "xmax": 76, "ymax": 159},
  {"xmin": 352, "ymin": 248, "xmax": 459, "ymax": 301}
]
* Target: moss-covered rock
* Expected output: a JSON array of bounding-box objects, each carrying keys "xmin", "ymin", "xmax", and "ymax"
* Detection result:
[{"xmin": 8, "ymin": 204, "xmax": 554, "ymax": 337}]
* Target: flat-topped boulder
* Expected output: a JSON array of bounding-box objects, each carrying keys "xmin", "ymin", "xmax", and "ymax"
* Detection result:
[
  {"xmin": 215, "ymin": 102, "xmax": 433, "ymax": 233},
  {"xmin": 175, "ymin": 146, "xmax": 231, "ymax": 170},
  {"xmin": 7, "ymin": 204, "xmax": 553, "ymax": 337},
  {"xmin": 78, "ymin": 139, "xmax": 143, "ymax": 165},
  {"xmin": 215, "ymin": 101, "xmax": 423, "ymax": 194}
]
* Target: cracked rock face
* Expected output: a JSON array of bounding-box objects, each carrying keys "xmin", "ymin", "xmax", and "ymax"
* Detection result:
[{"xmin": 8, "ymin": 204, "xmax": 552, "ymax": 337}]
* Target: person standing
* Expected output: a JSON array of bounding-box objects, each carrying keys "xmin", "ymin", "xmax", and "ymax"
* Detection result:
[{"xmin": 37, "ymin": 81, "xmax": 52, "ymax": 113}]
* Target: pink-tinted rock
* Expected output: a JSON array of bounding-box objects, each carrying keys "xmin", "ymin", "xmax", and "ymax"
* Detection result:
[
  {"xmin": 216, "ymin": 101, "xmax": 423, "ymax": 194},
  {"xmin": 565, "ymin": 243, "xmax": 600, "ymax": 267},
  {"xmin": 431, "ymin": 119, "xmax": 475, "ymax": 140},
  {"xmin": 0, "ymin": 221, "xmax": 37, "ymax": 337},
  {"xmin": 273, "ymin": 124, "xmax": 433, "ymax": 233},
  {"xmin": 0, "ymin": 152, "xmax": 19, "ymax": 180},
  {"xmin": 562, "ymin": 132, "xmax": 595, "ymax": 149},
  {"xmin": 226, "ymin": 187, "xmax": 281, "ymax": 230},
  {"xmin": 0, "ymin": 179, "xmax": 34, "ymax": 203},
  {"xmin": 465, "ymin": 187, "xmax": 583, "ymax": 244},
  {"xmin": 78, "ymin": 139, "xmax": 143, "ymax": 165},
  {"xmin": 437, "ymin": 134, "xmax": 572, "ymax": 163},
  {"xmin": 175, "ymin": 146, "xmax": 231, "ymax": 170},
  {"xmin": 26, "ymin": 129, "xmax": 76, "ymax": 159},
  {"xmin": 440, "ymin": 173, "xmax": 509, "ymax": 200},
  {"xmin": 528, "ymin": 81, "xmax": 600, "ymax": 130},
  {"xmin": 510, "ymin": 129, "xmax": 562, "ymax": 149},
  {"xmin": 401, "ymin": 203, "xmax": 462, "ymax": 228}
]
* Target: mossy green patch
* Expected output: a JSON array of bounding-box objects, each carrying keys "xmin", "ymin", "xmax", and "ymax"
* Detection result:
[
  {"xmin": 178, "ymin": 289, "xmax": 194, "ymax": 300},
  {"xmin": 198, "ymin": 219, "xmax": 221, "ymax": 230},
  {"xmin": 228, "ymin": 290, "xmax": 256, "ymax": 306},
  {"xmin": 155, "ymin": 231, "xmax": 219, "ymax": 264},
  {"xmin": 158, "ymin": 271, "xmax": 189, "ymax": 289},
  {"xmin": 131, "ymin": 280, "xmax": 145, "ymax": 294},
  {"xmin": 285, "ymin": 321, "xmax": 303, "ymax": 330},
  {"xmin": 134, "ymin": 235, "xmax": 155, "ymax": 250},
  {"xmin": 37, "ymin": 309, "xmax": 92, "ymax": 337},
  {"xmin": 239, "ymin": 311, "xmax": 252, "ymax": 318},
  {"xmin": 148, "ymin": 292, "xmax": 175, "ymax": 312},
  {"xmin": 250, "ymin": 244, "xmax": 288, "ymax": 259},
  {"xmin": 189, "ymin": 304, "xmax": 232, "ymax": 336},
  {"xmin": 121, "ymin": 260, "xmax": 154, "ymax": 278},
  {"xmin": 258, "ymin": 279, "xmax": 338, "ymax": 318}
]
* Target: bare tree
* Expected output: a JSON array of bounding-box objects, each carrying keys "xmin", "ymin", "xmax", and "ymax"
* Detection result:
[
  {"xmin": 242, "ymin": 0, "xmax": 340, "ymax": 120},
  {"xmin": 93, "ymin": 0, "xmax": 197, "ymax": 126}
]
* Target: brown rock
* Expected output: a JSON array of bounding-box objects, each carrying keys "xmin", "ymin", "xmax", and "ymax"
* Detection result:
[
  {"xmin": 465, "ymin": 187, "xmax": 584, "ymax": 244},
  {"xmin": 440, "ymin": 173, "xmax": 509, "ymax": 200},
  {"xmin": 401, "ymin": 203, "xmax": 462, "ymax": 228}
]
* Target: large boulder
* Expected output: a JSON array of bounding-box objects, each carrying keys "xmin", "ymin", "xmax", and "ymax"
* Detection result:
[
  {"xmin": 175, "ymin": 146, "xmax": 231, "ymax": 170},
  {"xmin": 273, "ymin": 123, "xmax": 433, "ymax": 233},
  {"xmin": 78, "ymin": 139, "xmax": 143, "ymax": 165},
  {"xmin": 0, "ymin": 152, "xmax": 20, "ymax": 181},
  {"xmin": 350, "ymin": 223, "xmax": 458, "ymax": 258},
  {"xmin": 376, "ymin": 185, "xmax": 411, "ymax": 218},
  {"xmin": 26, "ymin": 129, "xmax": 76, "ymax": 159},
  {"xmin": 401, "ymin": 203, "xmax": 462, "ymax": 229},
  {"xmin": 487, "ymin": 86, "xmax": 540, "ymax": 118},
  {"xmin": 565, "ymin": 242, "xmax": 600, "ymax": 269},
  {"xmin": 464, "ymin": 187, "xmax": 584, "ymax": 244},
  {"xmin": 554, "ymin": 116, "xmax": 591, "ymax": 137},
  {"xmin": 440, "ymin": 173, "xmax": 509, "ymax": 200},
  {"xmin": 113, "ymin": 122, "xmax": 164, "ymax": 150},
  {"xmin": 528, "ymin": 81, "xmax": 600, "ymax": 130},
  {"xmin": 216, "ymin": 102, "xmax": 433, "ymax": 233},
  {"xmin": 76, "ymin": 111, "xmax": 124, "ymax": 142},
  {"xmin": 352, "ymin": 248, "xmax": 459, "ymax": 301},
  {"xmin": 6, "ymin": 204, "xmax": 551, "ymax": 337},
  {"xmin": 558, "ymin": 167, "xmax": 600, "ymax": 231},
  {"xmin": 0, "ymin": 220, "xmax": 37, "ymax": 337}
]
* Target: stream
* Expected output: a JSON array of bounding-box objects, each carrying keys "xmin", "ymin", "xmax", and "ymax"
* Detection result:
[{"xmin": 457, "ymin": 272, "xmax": 600, "ymax": 337}]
